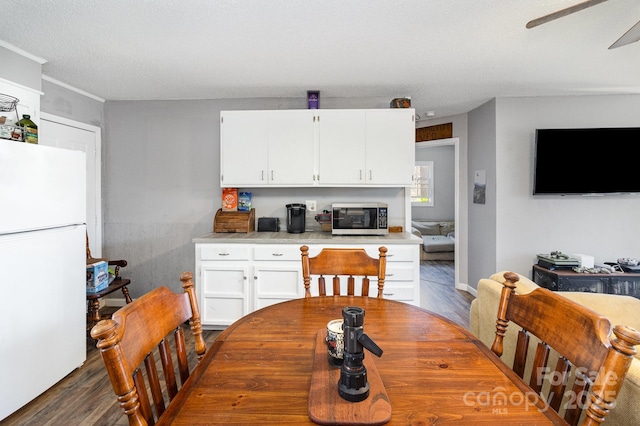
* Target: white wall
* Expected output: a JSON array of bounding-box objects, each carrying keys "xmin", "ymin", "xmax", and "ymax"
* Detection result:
[
  {"xmin": 474, "ymin": 94, "xmax": 640, "ymax": 287},
  {"xmin": 468, "ymin": 99, "xmax": 497, "ymax": 288}
]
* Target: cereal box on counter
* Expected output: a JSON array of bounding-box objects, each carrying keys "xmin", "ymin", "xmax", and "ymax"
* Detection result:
[{"xmin": 222, "ymin": 188, "xmax": 238, "ymax": 211}]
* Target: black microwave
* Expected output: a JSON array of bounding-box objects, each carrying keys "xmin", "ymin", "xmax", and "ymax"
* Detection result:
[{"xmin": 331, "ymin": 203, "xmax": 388, "ymax": 235}]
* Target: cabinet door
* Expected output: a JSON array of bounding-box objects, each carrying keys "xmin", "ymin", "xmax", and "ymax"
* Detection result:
[
  {"xmin": 0, "ymin": 80, "xmax": 40, "ymax": 125},
  {"xmin": 253, "ymin": 263, "xmax": 304, "ymax": 310},
  {"xmin": 267, "ymin": 110, "xmax": 315, "ymax": 185},
  {"xmin": 253, "ymin": 244, "xmax": 304, "ymax": 309},
  {"xmin": 365, "ymin": 109, "xmax": 415, "ymax": 185},
  {"xmin": 199, "ymin": 262, "xmax": 250, "ymax": 327},
  {"xmin": 317, "ymin": 110, "xmax": 366, "ymax": 185},
  {"xmin": 220, "ymin": 111, "xmax": 269, "ymax": 186}
]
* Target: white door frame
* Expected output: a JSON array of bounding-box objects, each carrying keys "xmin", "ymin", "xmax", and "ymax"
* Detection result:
[{"xmin": 40, "ymin": 112, "xmax": 102, "ymax": 257}]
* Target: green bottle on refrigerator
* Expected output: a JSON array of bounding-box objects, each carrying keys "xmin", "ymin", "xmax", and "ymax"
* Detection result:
[{"xmin": 17, "ymin": 114, "xmax": 38, "ymax": 144}]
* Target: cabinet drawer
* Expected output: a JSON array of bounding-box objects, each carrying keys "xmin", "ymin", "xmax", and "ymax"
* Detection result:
[
  {"xmin": 381, "ymin": 285, "xmax": 415, "ymax": 301},
  {"xmin": 254, "ymin": 245, "xmax": 301, "ymax": 261},
  {"xmin": 385, "ymin": 245, "xmax": 416, "ymax": 262},
  {"xmin": 363, "ymin": 245, "xmax": 415, "ymax": 262},
  {"xmin": 200, "ymin": 245, "xmax": 250, "ymax": 261},
  {"xmin": 385, "ymin": 265, "xmax": 415, "ymax": 281}
]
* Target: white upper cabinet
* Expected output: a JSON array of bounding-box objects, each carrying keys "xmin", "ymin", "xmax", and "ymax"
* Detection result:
[
  {"xmin": 220, "ymin": 111, "xmax": 269, "ymax": 186},
  {"xmin": 220, "ymin": 108, "xmax": 414, "ymax": 188},
  {"xmin": 266, "ymin": 110, "xmax": 315, "ymax": 185},
  {"xmin": 317, "ymin": 109, "xmax": 414, "ymax": 186},
  {"xmin": 316, "ymin": 110, "xmax": 366, "ymax": 184},
  {"xmin": 364, "ymin": 109, "xmax": 415, "ymax": 185},
  {"xmin": 220, "ymin": 110, "xmax": 315, "ymax": 187},
  {"xmin": 0, "ymin": 78, "xmax": 41, "ymax": 125}
]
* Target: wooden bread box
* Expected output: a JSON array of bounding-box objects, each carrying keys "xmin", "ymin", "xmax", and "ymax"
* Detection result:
[{"xmin": 213, "ymin": 208, "xmax": 255, "ymax": 233}]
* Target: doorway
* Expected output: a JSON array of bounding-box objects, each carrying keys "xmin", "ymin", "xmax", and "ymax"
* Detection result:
[
  {"xmin": 415, "ymin": 138, "xmax": 460, "ymax": 290},
  {"xmin": 39, "ymin": 113, "xmax": 102, "ymax": 257}
]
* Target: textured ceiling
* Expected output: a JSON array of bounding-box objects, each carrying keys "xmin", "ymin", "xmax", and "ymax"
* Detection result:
[{"xmin": 1, "ymin": 0, "xmax": 639, "ymax": 119}]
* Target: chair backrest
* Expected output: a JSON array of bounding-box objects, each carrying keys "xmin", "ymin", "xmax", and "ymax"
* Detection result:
[
  {"xmin": 491, "ymin": 272, "xmax": 640, "ymax": 426},
  {"xmin": 300, "ymin": 245, "xmax": 387, "ymax": 298},
  {"xmin": 86, "ymin": 231, "xmax": 127, "ymax": 278},
  {"xmin": 90, "ymin": 272, "xmax": 206, "ymax": 426}
]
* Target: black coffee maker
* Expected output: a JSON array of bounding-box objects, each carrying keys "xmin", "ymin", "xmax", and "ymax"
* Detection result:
[{"xmin": 286, "ymin": 203, "xmax": 306, "ymax": 233}]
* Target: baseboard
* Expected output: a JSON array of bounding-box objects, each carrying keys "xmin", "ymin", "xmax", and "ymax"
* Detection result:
[
  {"xmin": 464, "ymin": 283, "xmax": 477, "ymax": 298},
  {"xmin": 103, "ymin": 298, "xmax": 128, "ymax": 308},
  {"xmin": 454, "ymin": 281, "xmax": 476, "ymax": 297}
]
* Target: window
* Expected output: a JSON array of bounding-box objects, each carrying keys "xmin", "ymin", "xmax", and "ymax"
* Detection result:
[{"xmin": 411, "ymin": 161, "xmax": 434, "ymax": 207}]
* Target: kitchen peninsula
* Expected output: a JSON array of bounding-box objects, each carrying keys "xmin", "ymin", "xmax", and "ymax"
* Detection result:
[{"xmin": 193, "ymin": 231, "xmax": 421, "ymax": 329}]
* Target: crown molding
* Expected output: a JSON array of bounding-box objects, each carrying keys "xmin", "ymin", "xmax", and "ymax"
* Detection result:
[
  {"xmin": 0, "ymin": 40, "xmax": 47, "ymax": 64},
  {"xmin": 42, "ymin": 75, "xmax": 105, "ymax": 103}
]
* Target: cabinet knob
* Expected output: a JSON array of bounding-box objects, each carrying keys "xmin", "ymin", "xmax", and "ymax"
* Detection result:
[
  {"xmin": 272, "ymin": 253, "xmax": 283, "ymax": 257},
  {"xmin": 218, "ymin": 252, "xmax": 230, "ymax": 256}
]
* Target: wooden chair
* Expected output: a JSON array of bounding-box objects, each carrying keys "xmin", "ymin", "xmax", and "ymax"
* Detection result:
[
  {"xmin": 491, "ymin": 272, "xmax": 640, "ymax": 426},
  {"xmin": 86, "ymin": 232, "xmax": 131, "ymax": 326},
  {"xmin": 86, "ymin": 231, "xmax": 127, "ymax": 278},
  {"xmin": 90, "ymin": 272, "xmax": 206, "ymax": 426},
  {"xmin": 300, "ymin": 245, "xmax": 387, "ymax": 298}
]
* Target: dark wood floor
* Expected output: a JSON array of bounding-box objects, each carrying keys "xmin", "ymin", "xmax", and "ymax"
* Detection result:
[
  {"xmin": 420, "ymin": 260, "xmax": 475, "ymax": 329},
  {"xmin": 1, "ymin": 261, "xmax": 471, "ymax": 426}
]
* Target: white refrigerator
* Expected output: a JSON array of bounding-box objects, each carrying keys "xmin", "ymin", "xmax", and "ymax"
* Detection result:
[{"xmin": 0, "ymin": 139, "xmax": 87, "ymax": 420}]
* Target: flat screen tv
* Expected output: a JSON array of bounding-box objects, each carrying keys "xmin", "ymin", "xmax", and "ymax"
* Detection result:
[{"xmin": 533, "ymin": 127, "xmax": 640, "ymax": 195}]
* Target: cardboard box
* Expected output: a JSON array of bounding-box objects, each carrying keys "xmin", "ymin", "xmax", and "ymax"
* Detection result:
[
  {"xmin": 238, "ymin": 191, "xmax": 252, "ymax": 211},
  {"xmin": 222, "ymin": 188, "xmax": 238, "ymax": 211},
  {"xmin": 87, "ymin": 260, "xmax": 109, "ymax": 293},
  {"xmin": 571, "ymin": 254, "xmax": 595, "ymax": 268}
]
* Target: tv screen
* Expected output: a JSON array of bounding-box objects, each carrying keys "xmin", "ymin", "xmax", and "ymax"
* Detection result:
[{"xmin": 533, "ymin": 127, "xmax": 640, "ymax": 195}]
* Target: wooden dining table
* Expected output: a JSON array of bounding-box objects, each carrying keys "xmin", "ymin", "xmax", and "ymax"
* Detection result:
[{"xmin": 157, "ymin": 296, "xmax": 567, "ymax": 425}]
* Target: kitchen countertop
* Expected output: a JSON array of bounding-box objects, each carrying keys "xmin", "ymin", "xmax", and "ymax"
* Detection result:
[{"xmin": 193, "ymin": 231, "xmax": 421, "ymax": 245}]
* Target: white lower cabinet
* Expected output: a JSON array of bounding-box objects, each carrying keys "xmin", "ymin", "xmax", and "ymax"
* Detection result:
[
  {"xmin": 195, "ymin": 242, "xmax": 420, "ymax": 329},
  {"xmin": 197, "ymin": 244, "xmax": 251, "ymax": 328},
  {"xmin": 304, "ymin": 244, "xmax": 419, "ymax": 304},
  {"xmin": 253, "ymin": 245, "xmax": 305, "ymax": 311},
  {"xmin": 376, "ymin": 245, "xmax": 419, "ymax": 303}
]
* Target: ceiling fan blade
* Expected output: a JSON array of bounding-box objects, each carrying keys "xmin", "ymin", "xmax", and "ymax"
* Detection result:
[
  {"xmin": 526, "ymin": 0, "xmax": 608, "ymax": 29},
  {"xmin": 609, "ymin": 20, "xmax": 640, "ymax": 49}
]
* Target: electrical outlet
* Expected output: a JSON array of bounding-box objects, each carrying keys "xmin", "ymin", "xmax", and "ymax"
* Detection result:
[{"xmin": 305, "ymin": 200, "xmax": 317, "ymax": 212}]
